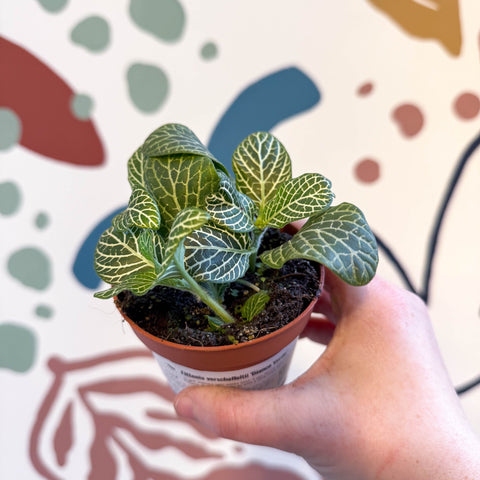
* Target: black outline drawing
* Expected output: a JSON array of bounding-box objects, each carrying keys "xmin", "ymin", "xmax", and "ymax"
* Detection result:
[{"xmin": 375, "ymin": 130, "xmax": 480, "ymax": 395}]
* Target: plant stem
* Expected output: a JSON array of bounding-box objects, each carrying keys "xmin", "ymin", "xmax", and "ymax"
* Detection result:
[
  {"xmin": 173, "ymin": 256, "xmax": 236, "ymax": 324},
  {"xmin": 249, "ymin": 228, "xmax": 266, "ymax": 271},
  {"xmin": 236, "ymin": 279, "xmax": 261, "ymax": 292}
]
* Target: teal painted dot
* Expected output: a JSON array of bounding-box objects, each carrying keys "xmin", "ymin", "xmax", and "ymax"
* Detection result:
[
  {"xmin": 71, "ymin": 16, "xmax": 110, "ymax": 52},
  {"xmin": 200, "ymin": 42, "xmax": 218, "ymax": 60},
  {"xmin": 0, "ymin": 323, "xmax": 37, "ymax": 373},
  {"xmin": 7, "ymin": 247, "xmax": 52, "ymax": 290},
  {"xmin": 129, "ymin": 0, "xmax": 185, "ymax": 43},
  {"xmin": 36, "ymin": 0, "xmax": 68, "ymax": 13},
  {"xmin": 0, "ymin": 108, "xmax": 22, "ymax": 150},
  {"xmin": 35, "ymin": 304, "xmax": 54, "ymax": 319},
  {"xmin": 0, "ymin": 181, "xmax": 22, "ymax": 216},
  {"xmin": 35, "ymin": 212, "xmax": 50, "ymax": 229},
  {"xmin": 127, "ymin": 63, "xmax": 169, "ymax": 113},
  {"xmin": 70, "ymin": 93, "xmax": 94, "ymax": 120}
]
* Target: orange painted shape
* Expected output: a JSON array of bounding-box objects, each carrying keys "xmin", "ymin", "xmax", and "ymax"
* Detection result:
[{"xmin": 367, "ymin": 0, "xmax": 462, "ymax": 56}]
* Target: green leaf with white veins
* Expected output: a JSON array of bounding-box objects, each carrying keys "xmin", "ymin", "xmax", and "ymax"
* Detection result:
[
  {"xmin": 142, "ymin": 123, "xmax": 229, "ymax": 175},
  {"xmin": 94, "ymin": 226, "xmax": 156, "ymax": 286},
  {"xmin": 241, "ymin": 291, "xmax": 270, "ymax": 322},
  {"xmin": 260, "ymin": 202, "xmax": 378, "ymax": 286},
  {"xmin": 94, "ymin": 270, "xmax": 158, "ymax": 299},
  {"xmin": 184, "ymin": 224, "xmax": 254, "ymax": 283},
  {"xmin": 160, "ymin": 207, "xmax": 210, "ymax": 275},
  {"xmin": 232, "ymin": 132, "xmax": 292, "ymax": 211},
  {"xmin": 127, "ymin": 147, "xmax": 147, "ymax": 189},
  {"xmin": 206, "ymin": 172, "xmax": 257, "ymax": 232},
  {"xmin": 143, "ymin": 123, "xmax": 214, "ymax": 158},
  {"xmin": 144, "ymin": 154, "xmax": 219, "ymax": 230},
  {"xmin": 256, "ymin": 173, "xmax": 334, "ymax": 229},
  {"xmin": 112, "ymin": 187, "xmax": 160, "ymax": 231}
]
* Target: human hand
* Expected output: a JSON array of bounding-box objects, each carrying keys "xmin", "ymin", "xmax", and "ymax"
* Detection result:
[{"xmin": 174, "ymin": 270, "xmax": 480, "ymax": 479}]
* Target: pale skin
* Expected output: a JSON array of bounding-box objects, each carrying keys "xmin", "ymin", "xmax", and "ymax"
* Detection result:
[{"xmin": 175, "ymin": 269, "xmax": 480, "ymax": 479}]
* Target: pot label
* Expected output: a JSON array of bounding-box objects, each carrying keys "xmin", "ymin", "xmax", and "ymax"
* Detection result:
[{"xmin": 153, "ymin": 339, "xmax": 297, "ymax": 394}]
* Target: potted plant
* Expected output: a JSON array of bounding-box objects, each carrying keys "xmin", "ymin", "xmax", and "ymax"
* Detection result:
[{"xmin": 93, "ymin": 123, "xmax": 378, "ymax": 392}]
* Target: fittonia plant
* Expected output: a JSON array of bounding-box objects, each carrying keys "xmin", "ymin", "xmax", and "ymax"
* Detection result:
[{"xmin": 94, "ymin": 123, "xmax": 378, "ymax": 325}]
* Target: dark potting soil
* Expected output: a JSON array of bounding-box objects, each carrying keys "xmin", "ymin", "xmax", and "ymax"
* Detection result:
[{"xmin": 115, "ymin": 228, "xmax": 321, "ymax": 347}]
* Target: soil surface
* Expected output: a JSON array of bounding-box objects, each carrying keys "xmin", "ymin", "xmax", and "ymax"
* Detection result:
[{"xmin": 115, "ymin": 229, "xmax": 321, "ymax": 347}]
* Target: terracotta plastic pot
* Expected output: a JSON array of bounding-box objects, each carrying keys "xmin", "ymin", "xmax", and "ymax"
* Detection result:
[{"xmin": 117, "ymin": 265, "xmax": 324, "ymax": 393}]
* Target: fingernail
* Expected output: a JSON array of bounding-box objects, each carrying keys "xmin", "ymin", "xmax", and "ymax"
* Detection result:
[{"xmin": 174, "ymin": 394, "xmax": 195, "ymax": 419}]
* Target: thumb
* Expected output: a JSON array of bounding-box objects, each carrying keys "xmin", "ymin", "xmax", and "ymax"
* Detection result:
[{"xmin": 174, "ymin": 384, "xmax": 304, "ymax": 451}]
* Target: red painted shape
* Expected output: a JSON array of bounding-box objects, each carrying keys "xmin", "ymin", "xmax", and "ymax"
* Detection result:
[
  {"xmin": 53, "ymin": 402, "xmax": 74, "ymax": 467},
  {"xmin": 0, "ymin": 36, "xmax": 104, "ymax": 166},
  {"xmin": 392, "ymin": 103, "xmax": 424, "ymax": 138}
]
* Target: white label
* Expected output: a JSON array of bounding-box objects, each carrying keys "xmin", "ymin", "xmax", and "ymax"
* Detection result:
[{"xmin": 153, "ymin": 339, "xmax": 297, "ymax": 394}]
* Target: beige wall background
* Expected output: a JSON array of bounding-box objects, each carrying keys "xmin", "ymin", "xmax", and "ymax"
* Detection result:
[{"xmin": 1, "ymin": 1, "xmax": 479, "ymax": 478}]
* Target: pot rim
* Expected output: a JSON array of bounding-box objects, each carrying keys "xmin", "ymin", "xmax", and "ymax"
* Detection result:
[{"xmin": 117, "ymin": 265, "xmax": 324, "ymax": 354}]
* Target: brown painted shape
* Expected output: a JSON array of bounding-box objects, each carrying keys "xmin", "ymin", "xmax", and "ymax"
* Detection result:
[
  {"xmin": 454, "ymin": 92, "xmax": 480, "ymax": 120},
  {"xmin": 0, "ymin": 36, "xmax": 104, "ymax": 165},
  {"xmin": 30, "ymin": 350, "xmax": 308, "ymax": 480},
  {"xmin": 367, "ymin": 0, "xmax": 462, "ymax": 56},
  {"xmin": 392, "ymin": 103, "xmax": 424, "ymax": 137}
]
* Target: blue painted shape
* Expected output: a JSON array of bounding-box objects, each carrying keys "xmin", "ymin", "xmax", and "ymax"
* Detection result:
[
  {"xmin": 207, "ymin": 66, "xmax": 321, "ymax": 173},
  {"xmin": 72, "ymin": 206, "xmax": 124, "ymax": 289}
]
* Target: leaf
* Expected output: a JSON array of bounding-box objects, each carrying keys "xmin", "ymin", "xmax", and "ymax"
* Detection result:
[
  {"xmin": 232, "ymin": 131, "xmax": 292, "ymax": 210},
  {"xmin": 94, "ymin": 226, "xmax": 156, "ymax": 286},
  {"xmin": 184, "ymin": 224, "xmax": 253, "ymax": 283},
  {"xmin": 143, "ymin": 123, "xmax": 215, "ymax": 159},
  {"xmin": 112, "ymin": 187, "xmax": 160, "ymax": 230},
  {"xmin": 94, "ymin": 270, "xmax": 158, "ymax": 299},
  {"xmin": 241, "ymin": 291, "xmax": 270, "ymax": 322},
  {"xmin": 141, "ymin": 123, "xmax": 231, "ymax": 176},
  {"xmin": 127, "ymin": 147, "xmax": 147, "ymax": 188},
  {"xmin": 256, "ymin": 173, "xmax": 334, "ymax": 228},
  {"xmin": 143, "ymin": 154, "xmax": 219, "ymax": 229},
  {"xmin": 260, "ymin": 202, "xmax": 379, "ymax": 286},
  {"xmin": 160, "ymin": 207, "xmax": 210, "ymax": 274},
  {"xmin": 206, "ymin": 172, "xmax": 257, "ymax": 232}
]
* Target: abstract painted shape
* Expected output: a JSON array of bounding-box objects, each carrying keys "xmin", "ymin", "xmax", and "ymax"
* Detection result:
[
  {"xmin": 0, "ymin": 323, "xmax": 37, "ymax": 372},
  {"xmin": 206, "ymin": 464, "xmax": 306, "ymax": 480},
  {"xmin": 391, "ymin": 103, "xmax": 424, "ymax": 138},
  {"xmin": 207, "ymin": 67, "xmax": 321, "ymax": 172},
  {"xmin": 129, "ymin": 0, "xmax": 185, "ymax": 43},
  {"xmin": 366, "ymin": 0, "xmax": 462, "ymax": 56},
  {"xmin": 127, "ymin": 63, "xmax": 169, "ymax": 113},
  {"xmin": 0, "ymin": 36, "xmax": 104, "ymax": 166},
  {"xmin": 0, "ymin": 181, "xmax": 22, "ymax": 215},
  {"xmin": 70, "ymin": 16, "xmax": 111, "ymax": 53},
  {"xmin": 36, "ymin": 0, "xmax": 68, "ymax": 13},
  {"xmin": 0, "ymin": 107, "xmax": 22, "ymax": 150},
  {"xmin": 53, "ymin": 402, "xmax": 73, "ymax": 466},
  {"xmin": 35, "ymin": 212, "xmax": 50, "ymax": 229},
  {"xmin": 357, "ymin": 81, "xmax": 374, "ymax": 96},
  {"xmin": 8, "ymin": 247, "xmax": 52, "ymax": 290},
  {"xmin": 35, "ymin": 304, "xmax": 54, "ymax": 319},
  {"xmin": 453, "ymin": 92, "xmax": 480, "ymax": 120},
  {"xmin": 72, "ymin": 206, "xmax": 124, "ymax": 289},
  {"xmin": 30, "ymin": 350, "xmax": 308, "ymax": 479},
  {"xmin": 70, "ymin": 93, "xmax": 94, "ymax": 120},
  {"xmin": 354, "ymin": 158, "xmax": 381, "ymax": 183},
  {"xmin": 201, "ymin": 41, "xmax": 218, "ymax": 60}
]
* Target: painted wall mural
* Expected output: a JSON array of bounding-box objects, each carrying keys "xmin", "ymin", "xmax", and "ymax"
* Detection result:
[
  {"xmin": 1, "ymin": 0, "xmax": 479, "ymax": 478},
  {"xmin": 367, "ymin": 0, "xmax": 462, "ymax": 55}
]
